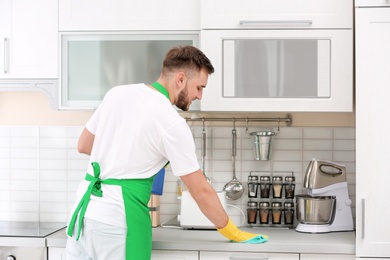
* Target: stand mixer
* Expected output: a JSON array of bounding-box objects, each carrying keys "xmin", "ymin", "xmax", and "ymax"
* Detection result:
[{"xmin": 296, "ymin": 158, "xmax": 354, "ymax": 233}]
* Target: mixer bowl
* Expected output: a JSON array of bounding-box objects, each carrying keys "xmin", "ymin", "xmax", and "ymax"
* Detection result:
[{"xmin": 295, "ymin": 195, "xmax": 336, "ymax": 224}]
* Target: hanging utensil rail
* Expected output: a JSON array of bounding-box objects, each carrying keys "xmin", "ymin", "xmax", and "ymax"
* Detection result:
[{"xmin": 185, "ymin": 113, "xmax": 293, "ymax": 130}]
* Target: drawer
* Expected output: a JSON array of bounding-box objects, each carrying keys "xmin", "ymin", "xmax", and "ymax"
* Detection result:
[{"xmin": 201, "ymin": 0, "xmax": 353, "ymax": 29}]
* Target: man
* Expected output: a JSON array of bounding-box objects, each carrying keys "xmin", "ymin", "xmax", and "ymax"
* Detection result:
[{"xmin": 66, "ymin": 45, "xmax": 268, "ymax": 260}]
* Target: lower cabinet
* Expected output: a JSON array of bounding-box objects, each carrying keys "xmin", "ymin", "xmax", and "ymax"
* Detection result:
[
  {"xmin": 200, "ymin": 251, "xmax": 299, "ymax": 260},
  {"xmin": 152, "ymin": 250, "xmax": 198, "ymax": 259},
  {"xmin": 48, "ymin": 248, "xmax": 199, "ymax": 260},
  {"xmin": 48, "ymin": 248, "xmax": 356, "ymax": 260},
  {"xmin": 48, "ymin": 247, "xmax": 66, "ymax": 260}
]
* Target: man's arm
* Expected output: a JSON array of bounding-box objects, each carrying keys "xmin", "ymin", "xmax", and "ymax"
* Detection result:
[
  {"xmin": 78, "ymin": 127, "xmax": 95, "ymax": 155},
  {"xmin": 180, "ymin": 169, "xmax": 229, "ymax": 229}
]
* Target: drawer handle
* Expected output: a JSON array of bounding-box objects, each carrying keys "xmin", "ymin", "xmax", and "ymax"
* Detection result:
[
  {"xmin": 361, "ymin": 198, "xmax": 365, "ymax": 239},
  {"xmin": 3, "ymin": 38, "xmax": 8, "ymax": 74},
  {"xmin": 239, "ymin": 20, "xmax": 313, "ymax": 26}
]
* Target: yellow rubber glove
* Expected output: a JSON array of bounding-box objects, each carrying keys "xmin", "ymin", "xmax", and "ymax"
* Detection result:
[{"xmin": 217, "ymin": 218, "xmax": 269, "ymax": 244}]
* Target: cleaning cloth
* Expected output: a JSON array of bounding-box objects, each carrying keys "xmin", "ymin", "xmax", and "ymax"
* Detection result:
[
  {"xmin": 238, "ymin": 234, "xmax": 269, "ymax": 244},
  {"xmin": 217, "ymin": 218, "xmax": 269, "ymax": 244}
]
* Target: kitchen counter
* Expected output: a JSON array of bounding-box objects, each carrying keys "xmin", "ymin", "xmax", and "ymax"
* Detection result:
[{"xmin": 47, "ymin": 226, "xmax": 356, "ymax": 255}]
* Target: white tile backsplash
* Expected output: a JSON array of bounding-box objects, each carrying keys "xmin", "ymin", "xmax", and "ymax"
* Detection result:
[{"xmin": 0, "ymin": 126, "xmax": 356, "ymax": 229}]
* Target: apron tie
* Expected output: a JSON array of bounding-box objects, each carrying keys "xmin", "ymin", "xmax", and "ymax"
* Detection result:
[{"xmin": 67, "ymin": 162, "xmax": 121, "ymax": 240}]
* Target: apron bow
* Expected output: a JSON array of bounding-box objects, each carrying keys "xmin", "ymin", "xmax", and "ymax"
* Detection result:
[{"xmin": 67, "ymin": 162, "xmax": 104, "ymax": 240}]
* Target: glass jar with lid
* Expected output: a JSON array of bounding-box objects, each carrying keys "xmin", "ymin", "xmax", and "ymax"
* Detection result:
[
  {"xmin": 272, "ymin": 176, "xmax": 283, "ymax": 198},
  {"xmin": 247, "ymin": 175, "xmax": 259, "ymax": 198},
  {"xmin": 271, "ymin": 202, "xmax": 282, "ymax": 224},
  {"xmin": 247, "ymin": 201, "xmax": 258, "ymax": 224},
  {"xmin": 259, "ymin": 202, "xmax": 270, "ymax": 224},
  {"xmin": 284, "ymin": 202, "xmax": 295, "ymax": 225},
  {"xmin": 284, "ymin": 176, "xmax": 296, "ymax": 199},
  {"xmin": 259, "ymin": 176, "xmax": 271, "ymax": 198}
]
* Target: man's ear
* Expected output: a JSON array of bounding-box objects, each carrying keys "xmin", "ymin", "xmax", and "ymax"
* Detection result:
[{"xmin": 176, "ymin": 71, "xmax": 186, "ymax": 90}]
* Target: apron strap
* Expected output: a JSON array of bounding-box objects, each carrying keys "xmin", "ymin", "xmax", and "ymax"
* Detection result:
[{"xmin": 67, "ymin": 162, "xmax": 122, "ymax": 240}]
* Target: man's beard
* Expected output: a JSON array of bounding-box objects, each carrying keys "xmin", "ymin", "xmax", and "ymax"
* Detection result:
[{"xmin": 176, "ymin": 84, "xmax": 191, "ymax": 111}]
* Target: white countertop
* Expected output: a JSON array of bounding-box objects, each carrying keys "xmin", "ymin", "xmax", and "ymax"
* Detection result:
[{"xmin": 46, "ymin": 226, "xmax": 356, "ymax": 255}]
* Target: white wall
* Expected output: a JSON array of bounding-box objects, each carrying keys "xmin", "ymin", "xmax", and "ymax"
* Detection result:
[{"xmin": 0, "ymin": 125, "xmax": 356, "ymax": 229}]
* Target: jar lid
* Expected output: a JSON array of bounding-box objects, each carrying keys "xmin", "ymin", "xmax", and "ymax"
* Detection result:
[
  {"xmin": 259, "ymin": 202, "xmax": 270, "ymax": 208},
  {"xmin": 260, "ymin": 176, "xmax": 270, "ymax": 181},
  {"xmin": 247, "ymin": 201, "xmax": 258, "ymax": 207},
  {"xmin": 271, "ymin": 202, "xmax": 282, "ymax": 208},
  {"xmin": 284, "ymin": 202, "xmax": 294, "ymax": 208},
  {"xmin": 248, "ymin": 175, "xmax": 259, "ymax": 182},
  {"xmin": 272, "ymin": 176, "xmax": 283, "ymax": 182},
  {"xmin": 285, "ymin": 176, "xmax": 295, "ymax": 182}
]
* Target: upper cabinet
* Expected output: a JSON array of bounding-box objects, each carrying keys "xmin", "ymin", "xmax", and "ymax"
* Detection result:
[
  {"xmin": 60, "ymin": 33, "xmax": 199, "ymax": 109},
  {"xmin": 0, "ymin": 0, "xmax": 58, "ymax": 79},
  {"xmin": 201, "ymin": 0, "xmax": 352, "ymax": 29},
  {"xmin": 199, "ymin": 0, "xmax": 353, "ymax": 112},
  {"xmin": 59, "ymin": 0, "xmax": 200, "ymax": 31}
]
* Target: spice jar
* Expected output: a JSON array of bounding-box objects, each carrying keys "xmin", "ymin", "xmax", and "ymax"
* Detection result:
[
  {"xmin": 259, "ymin": 176, "xmax": 271, "ymax": 198},
  {"xmin": 247, "ymin": 201, "xmax": 258, "ymax": 224},
  {"xmin": 272, "ymin": 176, "xmax": 283, "ymax": 198},
  {"xmin": 284, "ymin": 202, "xmax": 294, "ymax": 225},
  {"xmin": 247, "ymin": 175, "xmax": 259, "ymax": 198},
  {"xmin": 259, "ymin": 202, "xmax": 270, "ymax": 224},
  {"xmin": 271, "ymin": 202, "xmax": 282, "ymax": 224},
  {"xmin": 284, "ymin": 176, "xmax": 295, "ymax": 199}
]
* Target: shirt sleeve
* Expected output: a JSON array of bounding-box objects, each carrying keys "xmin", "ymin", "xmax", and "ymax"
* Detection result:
[{"xmin": 160, "ymin": 121, "xmax": 200, "ymax": 176}]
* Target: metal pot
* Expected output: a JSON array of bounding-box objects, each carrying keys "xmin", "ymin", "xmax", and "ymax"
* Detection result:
[{"xmin": 295, "ymin": 195, "xmax": 336, "ymax": 225}]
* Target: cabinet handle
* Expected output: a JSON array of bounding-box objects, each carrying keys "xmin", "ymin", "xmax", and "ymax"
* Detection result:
[
  {"xmin": 239, "ymin": 20, "xmax": 313, "ymax": 26},
  {"xmin": 229, "ymin": 257, "xmax": 268, "ymax": 260},
  {"xmin": 3, "ymin": 38, "xmax": 8, "ymax": 74},
  {"xmin": 361, "ymin": 198, "xmax": 365, "ymax": 239}
]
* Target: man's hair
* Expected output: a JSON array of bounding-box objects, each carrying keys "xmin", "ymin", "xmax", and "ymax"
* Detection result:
[{"xmin": 162, "ymin": 45, "xmax": 215, "ymax": 76}]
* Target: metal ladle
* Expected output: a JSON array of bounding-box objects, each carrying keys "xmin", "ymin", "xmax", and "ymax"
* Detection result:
[{"xmin": 223, "ymin": 120, "xmax": 244, "ymax": 200}]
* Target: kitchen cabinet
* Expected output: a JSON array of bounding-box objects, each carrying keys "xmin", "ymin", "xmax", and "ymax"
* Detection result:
[
  {"xmin": 59, "ymin": 33, "xmax": 199, "ymax": 109},
  {"xmin": 201, "ymin": 0, "xmax": 352, "ymax": 29},
  {"xmin": 199, "ymin": 0, "xmax": 353, "ymax": 112},
  {"xmin": 48, "ymin": 248, "xmax": 199, "ymax": 260},
  {"xmin": 48, "ymin": 247, "xmax": 66, "ymax": 260},
  {"xmin": 355, "ymin": 2, "xmax": 390, "ymax": 259},
  {"xmin": 200, "ymin": 251, "xmax": 299, "ymax": 260},
  {"xmin": 59, "ymin": 0, "xmax": 200, "ymax": 31},
  {"xmin": 0, "ymin": 0, "xmax": 57, "ymax": 79},
  {"xmin": 152, "ymin": 250, "xmax": 198, "ymax": 259}
]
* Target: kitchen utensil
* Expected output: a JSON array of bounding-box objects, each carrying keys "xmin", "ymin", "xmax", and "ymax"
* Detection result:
[
  {"xmin": 250, "ymin": 131, "xmax": 275, "ymax": 160},
  {"xmin": 201, "ymin": 120, "xmax": 211, "ymax": 183},
  {"xmin": 295, "ymin": 195, "xmax": 336, "ymax": 224},
  {"xmin": 223, "ymin": 127, "xmax": 244, "ymax": 200},
  {"xmin": 295, "ymin": 158, "xmax": 353, "ymax": 233}
]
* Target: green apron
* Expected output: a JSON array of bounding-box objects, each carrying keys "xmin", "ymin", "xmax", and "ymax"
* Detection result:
[
  {"xmin": 67, "ymin": 82, "xmax": 171, "ymax": 259},
  {"xmin": 67, "ymin": 162, "xmax": 155, "ymax": 260}
]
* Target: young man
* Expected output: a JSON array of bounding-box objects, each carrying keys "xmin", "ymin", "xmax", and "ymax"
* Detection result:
[{"xmin": 66, "ymin": 45, "xmax": 268, "ymax": 260}]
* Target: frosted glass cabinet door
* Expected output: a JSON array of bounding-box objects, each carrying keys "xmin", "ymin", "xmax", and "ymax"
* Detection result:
[
  {"xmin": 60, "ymin": 33, "xmax": 198, "ymax": 109},
  {"xmin": 200, "ymin": 29, "xmax": 352, "ymax": 112}
]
